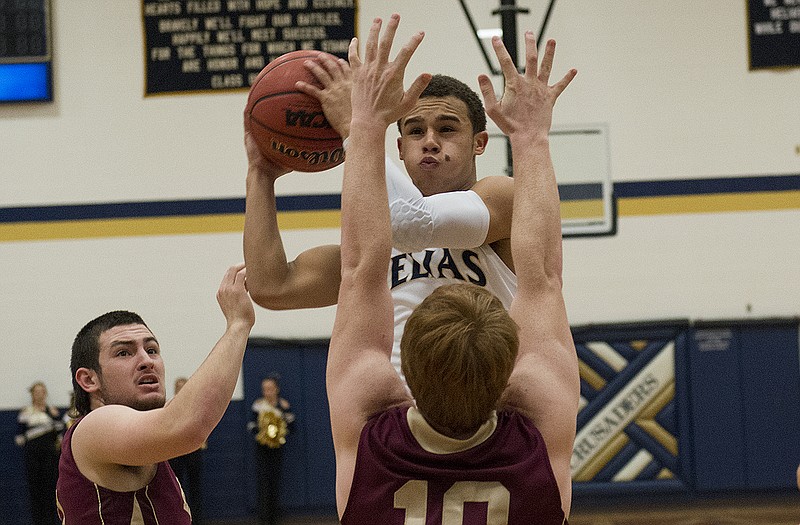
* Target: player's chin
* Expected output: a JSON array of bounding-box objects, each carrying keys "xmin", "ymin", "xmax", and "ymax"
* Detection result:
[{"xmin": 133, "ymin": 394, "xmax": 167, "ymax": 412}]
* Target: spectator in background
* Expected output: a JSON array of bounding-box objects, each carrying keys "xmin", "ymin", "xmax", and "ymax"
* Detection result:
[
  {"xmin": 168, "ymin": 376, "xmax": 206, "ymax": 524},
  {"xmin": 248, "ymin": 375, "xmax": 295, "ymax": 525},
  {"xmin": 15, "ymin": 381, "xmax": 63, "ymax": 525},
  {"xmin": 62, "ymin": 392, "xmax": 77, "ymax": 430}
]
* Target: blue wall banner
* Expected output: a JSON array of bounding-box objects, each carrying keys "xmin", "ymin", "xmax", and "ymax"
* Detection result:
[
  {"xmin": 141, "ymin": 0, "xmax": 357, "ymax": 95},
  {"xmin": 571, "ymin": 323, "xmax": 691, "ymax": 493},
  {"xmin": 747, "ymin": 0, "xmax": 800, "ymax": 70}
]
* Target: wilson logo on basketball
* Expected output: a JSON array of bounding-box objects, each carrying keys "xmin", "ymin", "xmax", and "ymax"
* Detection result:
[
  {"xmin": 284, "ymin": 109, "xmax": 331, "ymax": 129},
  {"xmin": 270, "ymin": 140, "xmax": 345, "ymax": 165}
]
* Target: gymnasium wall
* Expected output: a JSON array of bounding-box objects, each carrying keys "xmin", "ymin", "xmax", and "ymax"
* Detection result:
[{"xmin": 1, "ymin": 0, "xmax": 798, "ymax": 417}]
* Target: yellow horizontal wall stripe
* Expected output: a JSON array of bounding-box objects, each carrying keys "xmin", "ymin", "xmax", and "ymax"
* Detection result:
[
  {"xmin": 561, "ymin": 199, "xmax": 605, "ymax": 220},
  {"xmin": 0, "ymin": 210, "xmax": 341, "ymax": 243},
  {"xmin": 618, "ymin": 190, "xmax": 800, "ymax": 217},
  {"xmin": 2, "ymin": 190, "xmax": 798, "ymax": 243},
  {"xmin": 0, "ymin": 214, "xmax": 244, "ymax": 242},
  {"xmin": 276, "ymin": 209, "xmax": 341, "ymax": 230}
]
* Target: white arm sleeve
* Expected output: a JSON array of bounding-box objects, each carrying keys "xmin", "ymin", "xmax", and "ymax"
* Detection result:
[{"xmin": 385, "ymin": 157, "xmax": 490, "ymax": 253}]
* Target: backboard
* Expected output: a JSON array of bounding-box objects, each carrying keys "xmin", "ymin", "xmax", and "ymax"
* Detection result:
[{"xmin": 477, "ymin": 124, "xmax": 615, "ymax": 237}]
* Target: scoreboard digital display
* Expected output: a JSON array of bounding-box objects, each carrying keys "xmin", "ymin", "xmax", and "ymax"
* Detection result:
[{"xmin": 0, "ymin": 0, "xmax": 52, "ymax": 103}]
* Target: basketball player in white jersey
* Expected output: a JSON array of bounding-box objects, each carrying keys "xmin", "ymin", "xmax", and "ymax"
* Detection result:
[{"xmin": 243, "ymin": 30, "xmax": 519, "ymax": 379}]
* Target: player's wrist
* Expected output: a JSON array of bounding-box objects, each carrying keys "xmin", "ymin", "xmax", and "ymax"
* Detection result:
[
  {"xmin": 348, "ymin": 119, "xmax": 389, "ymax": 139},
  {"xmin": 509, "ymin": 132, "xmax": 549, "ymax": 149},
  {"xmin": 226, "ymin": 317, "xmax": 255, "ymax": 334}
]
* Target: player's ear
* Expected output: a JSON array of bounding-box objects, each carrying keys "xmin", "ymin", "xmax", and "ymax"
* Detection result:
[
  {"xmin": 75, "ymin": 368, "xmax": 101, "ymax": 394},
  {"xmin": 397, "ymin": 136, "xmax": 405, "ymax": 160},
  {"xmin": 473, "ymin": 131, "xmax": 489, "ymax": 156}
]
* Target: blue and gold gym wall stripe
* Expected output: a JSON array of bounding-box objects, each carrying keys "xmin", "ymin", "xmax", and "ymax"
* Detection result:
[
  {"xmin": 1, "ymin": 174, "xmax": 798, "ymax": 243},
  {"xmin": 0, "ymin": 194, "xmax": 340, "ymax": 242},
  {"xmin": 615, "ymin": 174, "xmax": 800, "ymax": 216}
]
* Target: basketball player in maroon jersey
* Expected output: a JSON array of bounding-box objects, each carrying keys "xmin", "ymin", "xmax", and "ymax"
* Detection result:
[
  {"xmin": 56, "ymin": 264, "xmax": 254, "ymax": 524},
  {"xmin": 328, "ymin": 14, "xmax": 578, "ymax": 525}
]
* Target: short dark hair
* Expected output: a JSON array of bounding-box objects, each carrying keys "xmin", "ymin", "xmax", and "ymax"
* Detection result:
[
  {"xmin": 70, "ymin": 311, "xmax": 149, "ymax": 417},
  {"xmin": 398, "ymin": 74, "xmax": 487, "ymax": 135}
]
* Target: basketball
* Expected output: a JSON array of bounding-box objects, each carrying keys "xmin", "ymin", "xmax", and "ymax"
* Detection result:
[{"xmin": 245, "ymin": 50, "xmax": 344, "ymax": 173}]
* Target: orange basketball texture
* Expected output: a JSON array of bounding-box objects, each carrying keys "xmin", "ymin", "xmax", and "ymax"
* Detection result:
[{"xmin": 246, "ymin": 50, "xmax": 344, "ymax": 172}]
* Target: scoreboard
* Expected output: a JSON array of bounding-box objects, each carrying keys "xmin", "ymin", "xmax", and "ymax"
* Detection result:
[{"xmin": 0, "ymin": 0, "xmax": 52, "ymax": 102}]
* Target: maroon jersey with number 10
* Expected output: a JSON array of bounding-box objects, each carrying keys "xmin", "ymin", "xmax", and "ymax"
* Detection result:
[{"xmin": 341, "ymin": 406, "xmax": 567, "ymax": 525}]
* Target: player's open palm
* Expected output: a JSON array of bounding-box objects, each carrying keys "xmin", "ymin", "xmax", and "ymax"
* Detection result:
[
  {"xmin": 479, "ymin": 31, "xmax": 576, "ymax": 140},
  {"xmin": 348, "ymin": 14, "xmax": 431, "ymax": 128}
]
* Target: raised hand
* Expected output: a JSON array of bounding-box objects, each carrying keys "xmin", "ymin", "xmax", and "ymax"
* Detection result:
[
  {"xmin": 348, "ymin": 14, "xmax": 431, "ymax": 128},
  {"xmin": 216, "ymin": 263, "xmax": 255, "ymax": 330},
  {"xmin": 297, "ymin": 55, "xmax": 353, "ymax": 139},
  {"xmin": 478, "ymin": 32, "xmax": 576, "ymax": 140}
]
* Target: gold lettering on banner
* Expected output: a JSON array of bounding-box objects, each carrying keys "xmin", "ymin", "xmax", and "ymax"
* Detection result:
[
  {"xmin": 321, "ymin": 39, "xmax": 349, "ymax": 53},
  {"xmin": 171, "ymin": 32, "xmax": 212, "ymax": 46},
  {"xmin": 238, "ymin": 14, "xmax": 267, "ymax": 28},
  {"xmin": 226, "ymin": 0, "xmax": 251, "ymax": 10},
  {"xmin": 271, "ymin": 13, "xmax": 293, "ymax": 27},
  {"xmin": 250, "ymin": 28, "xmax": 277, "ymax": 41},
  {"xmin": 202, "ymin": 44, "xmax": 236, "ymax": 57},
  {"xmin": 186, "ymin": 0, "xmax": 222, "ymax": 14},
  {"xmin": 281, "ymin": 26, "xmax": 327, "ymax": 40},
  {"xmin": 255, "ymin": 0, "xmax": 281, "ymax": 9},
  {"xmin": 244, "ymin": 55, "xmax": 265, "ymax": 69},
  {"xmin": 144, "ymin": 0, "xmax": 356, "ymax": 94},
  {"xmin": 312, "ymin": 0, "xmax": 352, "ymax": 7},
  {"xmin": 204, "ymin": 16, "xmax": 233, "ymax": 30},
  {"xmin": 754, "ymin": 21, "xmax": 783, "ymax": 34},
  {"xmin": 206, "ymin": 57, "xmax": 239, "ymax": 70},
  {"xmin": 211, "ymin": 73, "xmax": 244, "ymax": 87},
  {"xmin": 158, "ymin": 18, "xmax": 199, "ymax": 32},
  {"xmin": 241, "ymin": 42, "xmax": 262, "ymax": 54},
  {"xmin": 182, "ymin": 59, "xmax": 201, "ymax": 72},
  {"xmin": 296, "ymin": 11, "xmax": 341, "ymax": 26},
  {"xmin": 177, "ymin": 46, "xmax": 196, "ymax": 59},
  {"xmin": 144, "ymin": 2, "xmax": 182, "ymax": 16},
  {"xmin": 266, "ymin": 41, "xmax": 296, "ymax": 54},
  {"xmin": 216, "ymin": 30, "xmax": 245, "ymax": 43},
  {"xmin": 151, "ymin": 47, "xmax": 172, "ymax": 60}
]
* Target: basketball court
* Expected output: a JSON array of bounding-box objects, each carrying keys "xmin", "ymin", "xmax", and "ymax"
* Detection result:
[{"xmin": 203, "ymin": 492, "xmax": 800, "ymax": 524}]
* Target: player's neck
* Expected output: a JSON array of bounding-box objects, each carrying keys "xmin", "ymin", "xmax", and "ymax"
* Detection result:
[{"xmin": 426, "ymin": 418, "xmax": 481, "ymax": 440}]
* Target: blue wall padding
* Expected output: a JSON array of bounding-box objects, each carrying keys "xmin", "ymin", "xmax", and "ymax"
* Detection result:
[
  {"xmin": 689, "ymin": 326, "xmax": 747, "ymax": 490},
  {"xmin": 738, "ymin": 323, "xmax": 800, "ymax": 488},
  {"xmin": 242, "ymin": 339, "xmax": 337, "ymax": 514},
  {"xmin": 0, "ymin": 410, "xmax": 33, "ymax": 523}
]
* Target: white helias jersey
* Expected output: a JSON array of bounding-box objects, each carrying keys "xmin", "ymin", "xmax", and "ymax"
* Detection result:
[{"xmin": 389, "ymin": 244, "xmax": 517, "ymax": 380}]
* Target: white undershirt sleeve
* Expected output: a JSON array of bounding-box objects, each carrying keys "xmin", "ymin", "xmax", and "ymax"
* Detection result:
[{"xmin": 385, "ymin": 157, "xmax": 490, "ymax": 253}]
